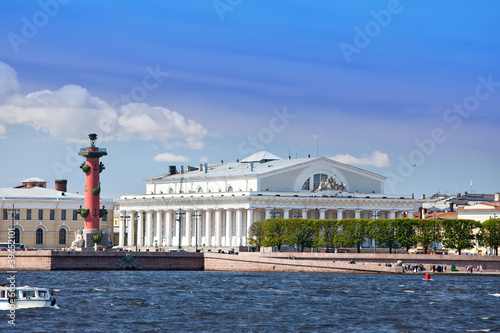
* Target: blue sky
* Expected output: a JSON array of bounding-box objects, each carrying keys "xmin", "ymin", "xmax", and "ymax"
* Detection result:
[{"xmin": 0, "ymin": 0, "xmax": 499, "ymax": 199}]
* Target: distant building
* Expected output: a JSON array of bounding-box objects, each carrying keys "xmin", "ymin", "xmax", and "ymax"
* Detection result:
[
  {"xmin": 0, "ymin": 178, "xmax": 114, "ymax": 249},
  {"xmin": 419, "ymin": 192, "xmax": 499, "ymax": 217},
  {"xmin": 457, "ymin": 193, "xmax": 500, "ymax": 222},
  {"xmin": 118, "ymin": 152, "xmax": 420, "ymax": 249}
]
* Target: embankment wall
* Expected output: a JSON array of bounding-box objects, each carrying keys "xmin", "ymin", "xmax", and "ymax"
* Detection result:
[{"xmin": 0, "ymin": 251, "xmax": 499, "ymax": 274}]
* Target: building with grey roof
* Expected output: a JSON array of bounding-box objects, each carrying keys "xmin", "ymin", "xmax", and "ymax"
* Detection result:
[{"xmin": 117, "ymin": 152, "xmax": 420, "ymax": 250}]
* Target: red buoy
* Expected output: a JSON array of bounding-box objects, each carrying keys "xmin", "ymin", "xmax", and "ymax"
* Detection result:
[{"xmin": 424, "ymin": 273, "xmax": 431, "ymax": 281}]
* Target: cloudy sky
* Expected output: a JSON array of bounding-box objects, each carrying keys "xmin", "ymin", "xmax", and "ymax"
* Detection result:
[{"xmin": 0, "ymin": 1, "xmax": 499, "ymax": 198}]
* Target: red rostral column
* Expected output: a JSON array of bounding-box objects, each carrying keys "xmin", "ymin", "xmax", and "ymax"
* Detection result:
[{"xmin": 78, "ymin": 133, "xmax": 107, "ymax": 247}]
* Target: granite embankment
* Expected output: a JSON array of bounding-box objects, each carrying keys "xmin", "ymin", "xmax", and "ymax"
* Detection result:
[
  {"xmin": 1, "ymin": 251, "xmax": 499, "ymax": 274},
  {"xmin": 204, "ymin": 252, "xmax": 500, "ymax": 274}
]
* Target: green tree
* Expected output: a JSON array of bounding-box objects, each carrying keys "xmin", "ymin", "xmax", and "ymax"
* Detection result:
[
  {"xmin": 369, "ymin": 219, "xmax": 398, "ymax": 253},
  {"xmin": 480, "ymin": 219, "xmax": 500, "ymax": 255},
  {"xmin": 414, "ymin": 219, "xmax": 442, "ymax": 254},
  {"xmin": 286, "ymin": 218, "xmax": 317, "ymax": 252},
  {"xmin": 314, "ymin": 219, "xmax": 339, "ymax": 250},
  {"xmin": 441, "ymin": 219, "xmax": 481, "ymax": 255},
  {"xmin": 395, "ymin": 218, "xmax": 417, "ymax": 252},
  {"xmin": 337, "ymin": 219, "xmax": 369, "ymax": 253},
  {"xmin": 263, "ymin": 218, "xmax": 287, "ymax": 251},
  {"xmin": 247, "ymin": 221, "xmax": 265, "ymax": 251}
]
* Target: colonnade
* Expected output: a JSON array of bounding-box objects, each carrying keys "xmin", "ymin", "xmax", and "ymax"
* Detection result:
[{"xmin": 118, "ymin": 208, "xmax": 413, "ymax": 248}]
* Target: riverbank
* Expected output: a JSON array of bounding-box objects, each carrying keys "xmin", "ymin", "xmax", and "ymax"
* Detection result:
[
  {"xmin": 204, "ymin": 252, "xmax": 500, "ymax": 275},
  {"xmin": 1, "ymin": 251, "xmax": 499, "ymax": 275}
]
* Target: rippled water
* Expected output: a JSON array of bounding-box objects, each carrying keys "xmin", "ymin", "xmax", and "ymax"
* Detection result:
[{"xmin": 1, "ymin": 271, "xmax": 499, "ymax": 332}]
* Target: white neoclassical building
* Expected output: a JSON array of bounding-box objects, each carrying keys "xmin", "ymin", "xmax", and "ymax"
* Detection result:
[{"xmin": 117, "ymin": 152, "xmax": 420, "ymax": 249}]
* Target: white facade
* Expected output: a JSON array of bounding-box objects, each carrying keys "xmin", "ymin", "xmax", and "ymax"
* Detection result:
[
  {"xmin": 118, "ymin": 152, "xmax": 420, "ymax": 249},
  {"xmin": 458, "ymin": 202, "xmax": 500, "ymax": 222}
]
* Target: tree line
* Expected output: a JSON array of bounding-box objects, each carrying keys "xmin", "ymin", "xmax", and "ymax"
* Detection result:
[{"xmin": 247, "ymin": 218, "xmax": 500, "ymax": 255}]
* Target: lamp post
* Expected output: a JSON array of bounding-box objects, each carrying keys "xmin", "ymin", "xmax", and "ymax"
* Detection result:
[
  {"xmin": 371, "ymin": 210, "xmax": 380, "ymax": 254},
  {"xmin": 176, "ymin": 208, "xmax": 185, "ymax": 249},
  {"xmin": 271, "ymin": 207, "xmax": 280, "ymax": 219},
  {"xmin": 193, "ymin": 210, "xmax": 201, "ymax": 252},
  {"xmin": 7, "ymin": 204, "xmax": 16, "ymax": 243}
]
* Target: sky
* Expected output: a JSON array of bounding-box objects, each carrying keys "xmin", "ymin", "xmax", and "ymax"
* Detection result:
[{"xmin": 0, "ymin": 0, "xmax": 499, "ymax": 199}]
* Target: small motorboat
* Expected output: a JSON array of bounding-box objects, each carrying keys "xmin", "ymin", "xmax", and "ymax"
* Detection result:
[{"xmin": 0, "ymin": 285, "xmax": 56, "ymax": 310}]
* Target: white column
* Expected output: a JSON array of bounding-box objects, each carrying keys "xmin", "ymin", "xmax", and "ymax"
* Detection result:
[
  {"xmin": 155, "ymin": 210, "xmax": 162, "ymax": 246},
  {"xmin": 225, "ymin": 209, "xmax": 232, "ymax": 247},
  {"xmin": 185, "ymin": 210, "xmax": 192, "ymax": 246},
  {"xmin": 265, "ymin": 209, "xmax": 271, "ymax": 220},
  {"xmin": 337, "ymin": 209, "xmax": 344, "ymax": 220},
  {"xmin": 164, "ymin": 210, "xmax": 172, "ymax": 246},
  {"xmin": 319, "ymin": 209, "xmax": 326, "ymax": 220},
  {"xmin": 301, "ymin": 209, "xmax": 308, "ymax": 219},
  {"xmin": 137, "ymin": 210, "xmax": 144, "ymax": 247},
  {"xmin": 355, "ymin": 210, "xmax": 361, "ymax": 219},
  {"xmin": 119, "ymin": 211, "xmax": 125, "ymax": 247},
  {"xmin": 246, "ymin": 209, "xmax": 254, "ymax": 242},
  {"xmin": 283, "ymin": 209, "xmax": 290, "ymax": 219},
  {"xmin": 205, "ymin": 210, "xmax": 212, "ymax": 247},
  {"xmin": 388, "ymin": 210, "xmax": 396, "ymax": 219},
  {"xmin": 235, "ymin": 209, "xmax": 243, "ymax": 246},
  {"xmin": 194, "ymin": 210, "xmax": 201, "ymax": 248},
  {"xmin": 127, "ymin": 210, "xmax": 135, "ymax": 246},
  {"xmin": 215, "ymin": 209, "xmax": 221, "ymax": 246},
  {"xmin": 145, "ymin": 211, "xmax": 153, "ymax": 246},
  {"xmin": 407, "ymin": 212, "xmax": 414, "ymax": 218}
]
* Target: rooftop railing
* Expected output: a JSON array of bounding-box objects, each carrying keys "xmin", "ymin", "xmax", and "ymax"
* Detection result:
[{"xmin": 79, "ymin": 148, "xmax": 107, "ymax": 153}]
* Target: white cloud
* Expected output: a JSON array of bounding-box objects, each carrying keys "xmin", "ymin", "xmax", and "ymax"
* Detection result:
[
  {"xmin": 116, "ymin": 103, "xmax": 207, "ymax": 149},
  {"xmin": 0, "ymin": 84, "xmax": 117, "ymax": 141},
  {"xmin": 0, "ymin": 62, "xmax": 19, "ymax": 96},
  {"xmin": 330, "ymin": 150, "xmax": 390, "ymax": 168},
  {"xmin": 153, "ymin": 152, "xmax": 190, "ymax": 163},
  {"xmin": 0, "ymin": 62, "xmax": 209, "ymax": 150},
  {"xmin": 199, "ymin": 156, "xmax": 208, "ymax": 163}
]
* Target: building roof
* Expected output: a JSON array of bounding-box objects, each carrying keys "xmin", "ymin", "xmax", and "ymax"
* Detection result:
[
  {"xmin": 425, "ymin": 211, "xmax": 458, "ymax": 219},
  {"xmin": 146, "ymin": 154, "xmax": 387, "ymax": 183},
  {"xmin": 458, "ymin": 201, "xmax": 500, "ymax": 210},
  {"xmin": 20, "ymin": 177, "xmax": 47, "ymax": 183},
  {"xmin": 240, "ymin": 151, "xmax": 282, "ymax": 163},
  {"xmin": 0, "ymin": 187, "xmax": 83, "ymax": 200},
  {"xmin": 0, "ymin": 187, "xmax": 113, "ymax": 202}
]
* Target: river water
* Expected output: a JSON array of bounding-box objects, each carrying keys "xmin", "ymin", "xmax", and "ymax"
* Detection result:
[{"xmin": 1, "ymin": 271, "xmax": 499, "ymax": 332}]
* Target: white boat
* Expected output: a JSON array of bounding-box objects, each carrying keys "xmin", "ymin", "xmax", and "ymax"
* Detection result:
[{"xmin": 0, "ymin": 286, "xmax": 56, "ymax": 310}]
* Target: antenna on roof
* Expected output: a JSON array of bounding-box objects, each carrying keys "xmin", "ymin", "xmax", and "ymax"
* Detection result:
[{"xmin": 314, "ymin": 133, "xmax": 319, "ymax": 157}]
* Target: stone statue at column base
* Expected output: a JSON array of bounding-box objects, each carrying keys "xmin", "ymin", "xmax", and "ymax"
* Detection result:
[{"xmin": 70, "ymin": 230, "xmax": 85, "ymax": 249}]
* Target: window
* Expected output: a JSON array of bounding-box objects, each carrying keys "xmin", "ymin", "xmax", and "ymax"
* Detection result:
[
  {"xmin": 2, "ymin": 209, "xmax": 7, "ymax": 220},
  {"xmin": 14, "ymin": 228, "xmax": 20, "ymax": 244},
  {"xmin": 313, "ymin": 174, "xmax": 328, "ymax": 191},
  {"xmin": 73, "ymin": 210, "xmax": 78, "ymax": 220},
  {"xmin": 301, "ymin": 178, "xmax": 310, "ymax": 191},
  {"xmin": 26, "ymin": 209, "xmax": 32, "ymax": 220},
  {"xmin": 168, "ymin": 187, "xmax": 174, "ymax": 194},
  {"xmin": 227, "ymin": 186, "xmax": 233, "ymax": 192},
  {"xmin": 61, "ymin": 210, "xmax": 66, "ymax": 221},
  {"xmin": 59, "ymin": 229, "xmax": 67, "ymax": 245},
  {"xmin": 38, "ymin": 209, "xmax": 43, "ymax": 220},
  {"xmin": 102, "ymin": 211, "xmax": 107, "ymax": 221},
  {"xmin": 14, "ymin": 209, "xmax": 20, "ymax": 220},
  {"xmin": 36, "ymin": 228, "xmax": 44, "ymax": 244},
  {"xmin": 197, "ymin": 187, "xmax": 203, "ymax": 193},
  {"xmin": 50, "ymin": 210, "xmax": 55, "ymax": 220}
]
